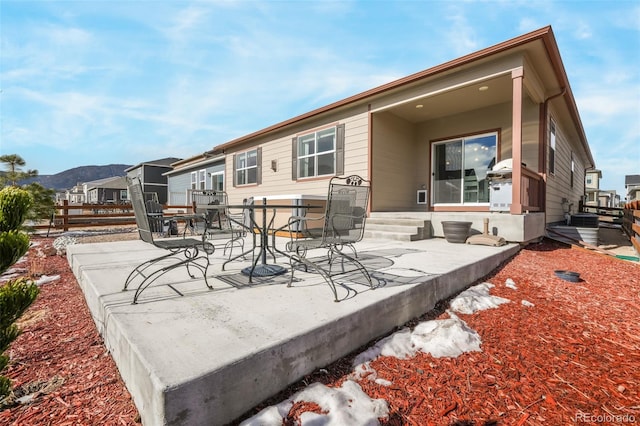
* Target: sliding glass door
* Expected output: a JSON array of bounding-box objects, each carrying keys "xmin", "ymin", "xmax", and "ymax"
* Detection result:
[{"xmin": 432, "ymin": 133, "xmax": 497, "ymax": 205}]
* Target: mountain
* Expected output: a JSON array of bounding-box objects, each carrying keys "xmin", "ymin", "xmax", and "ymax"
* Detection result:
[{"xmin": 20, "ymin": 164, "xmax": 133, "ymax": 190}]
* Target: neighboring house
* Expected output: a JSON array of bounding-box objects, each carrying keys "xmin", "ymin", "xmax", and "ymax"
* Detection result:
[
  {"xmin": 164, "ymin": 153, "xmax": 226, "ymax": 206},
  {"xmin": 584, "ymin": 169, "xmax": 602, "ymax": 206},
  {"xmin": 125, "ymin": 157, "xmax": 181, "ymax": 205},
  {"xmin": 598, "ymin": 190, "xmax": 619, "ymax": 208},
  {"xmin": 85, "ymin": 176, "xmax": 128, "ymax": 204},
  {"xmin": 202, "ymin": 26, "xmax": 594, "ymax": 242},
  {"xmin": 63, "ymin": 183, "xmax": 88, "ymax": 204},
  {"xmin": 626, "ymin": 175, "xmax": 640, "ymax": 202}
]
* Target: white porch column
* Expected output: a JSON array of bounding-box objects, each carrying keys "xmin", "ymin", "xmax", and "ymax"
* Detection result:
[{"xmin": 510, "ymin": 67, "xmax": 524, "ymax": 214}]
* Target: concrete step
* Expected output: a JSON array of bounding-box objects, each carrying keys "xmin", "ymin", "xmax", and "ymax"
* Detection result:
[
  {"xmin": 366, "ymin": 222, "xmax": 424, "ymax": 234},
  {"xmin": 365, "ymin": 217, "xmax": 431, "ymax": 241},
  {"xmin": 364, "ymin": 229, "xmax": 421, "ymax": 241},
  {"xmin": 367, "ymin": 217, "xmax": 429, "ymax": 227}
]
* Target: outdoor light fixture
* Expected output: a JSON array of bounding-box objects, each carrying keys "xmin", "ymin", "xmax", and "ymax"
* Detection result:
[
  {"xmin": 415, "ymin": 104, "xmax": 424, "ymax": 108},
  {"xmin": 479, "ymin": 85, "xmax": 489, "ymax": 91},
  {"xmin": 271, "ymin": 159, "xmax": 277, "ymax": 172}
]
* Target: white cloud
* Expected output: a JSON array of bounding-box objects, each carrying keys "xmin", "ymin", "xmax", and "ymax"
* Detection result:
[
  {"xmin": 572, "ymin": 21, "xmax": 593, "ymax": 40},
  {"xmin": 444, "ymin": 7, "xmax": 481, "ymax": 56}
]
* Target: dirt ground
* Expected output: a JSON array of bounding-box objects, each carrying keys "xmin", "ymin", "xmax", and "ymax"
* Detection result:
[{"xmin": 596, "ymin": 225, "xmax": 638, "ymax": 258}]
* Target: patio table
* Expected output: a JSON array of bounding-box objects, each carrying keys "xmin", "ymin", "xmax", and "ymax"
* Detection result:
[{"xmin": 196, "ymin": 198, "xmax": 320, "ymax": 282}]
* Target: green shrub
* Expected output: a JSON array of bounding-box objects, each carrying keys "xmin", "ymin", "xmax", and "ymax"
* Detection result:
[
  {"xmin": 0, "ymin": 185, "xmax": 38, "ymax": 401},
  {"xmin": 0, "ymin": 186, "xmax": 33, "ymax": 233},
  {"xmin": 0, "ymin": 278, "xmax": 39, "ymax": 399},
  {"xmin": 0, "ymin": 231, "xmax": 30, "ymax": 275}
]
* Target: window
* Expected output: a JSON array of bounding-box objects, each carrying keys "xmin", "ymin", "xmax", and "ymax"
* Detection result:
[
  {"xmin": 198, "ymin": 169, "xmax": 206, "ymax": 190},
  {"xmin": 549, "ymin": 120, "xmax": 556, "ymax": 175},
  {"xmin": 191, "ymin": 169, "xmax": 207, "ymax": 189},
  {"xmin": 586, "ymin": 175, "xmax": 592, "ymax": 185},
  {"xmin": 432, "ymin": 132, "xmax": 497, "ymax": 205},
  {"xmin": 570, "ymin": 153, "xmax": 575, "ymax": 188},
  {"xmin": 292, "ymin": 124, "xmax": 345, "ymax": 180},
  {"xmin": 298, "ymin": 128, "xmax": 336, "ymax": 178},
  {"xmin": 234, "ymin": 149, "xmax": 259, "ymax": 186},
  {"xmin": 210, "ymin": 171, "xmax": 224, "ymax": 191}
]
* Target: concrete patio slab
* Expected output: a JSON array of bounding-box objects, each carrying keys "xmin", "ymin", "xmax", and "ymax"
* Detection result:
[{"xmin": 66, "ymin": 237, "xmax": 519, "ymax": 425}]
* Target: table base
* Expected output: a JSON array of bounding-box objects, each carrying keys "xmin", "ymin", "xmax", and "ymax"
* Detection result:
[{"xmin": 241, "ymin": 264, "xmax": 287, "ymax": 277}]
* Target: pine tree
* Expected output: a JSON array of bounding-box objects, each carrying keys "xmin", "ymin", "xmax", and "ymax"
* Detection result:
[{"xmin": 0, "ymin": 154, "xmax": 55, "ymax": 225}]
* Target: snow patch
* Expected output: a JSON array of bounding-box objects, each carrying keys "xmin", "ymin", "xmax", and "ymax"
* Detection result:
[
  {"xmin": 241, "ymin": 380, "xmax": 388, "ymax": 426},
  {"xmin": 505, "ymin": 278, "xmax": 518, "ymax": 290},
  {"xmin": 35, "ymin": 275, "xmax": 61, "ymax": 286},
  {"xmin": 450, "ymin": 282, "xmax": 510, "ymax": 314}
]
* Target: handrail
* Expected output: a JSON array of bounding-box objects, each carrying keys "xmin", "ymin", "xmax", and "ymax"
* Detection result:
[{"xmin": 518, "ymin": 166, "xmax": 543, "ymax": 212}]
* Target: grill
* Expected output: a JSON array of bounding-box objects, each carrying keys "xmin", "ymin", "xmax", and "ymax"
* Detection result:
[{"xmin": 487, "ymin": 159, "xmax": 513, "ymax": 212}]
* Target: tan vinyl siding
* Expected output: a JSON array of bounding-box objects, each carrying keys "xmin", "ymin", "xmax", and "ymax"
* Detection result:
[
  {"xmin": 368, "ymin": 99, "xmax": 541, "ymax": 211},
  {"xmin": 224, "ymin": 111, "xmax": 369, "ymax": 205},
  {"xmin": 371, "ymin": 111, "xmax": 417, "ymax": 211},
  {"xmin": 545, "ymin": 111, "xmax": 587, "ymax": 223}
]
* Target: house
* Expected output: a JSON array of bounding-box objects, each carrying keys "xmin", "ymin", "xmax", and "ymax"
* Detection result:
[
  {"xmin": 584, "ymin": 169, "xmax": 602, "ymax": 206},
  {"xmin": 625, "ymin": 175, "xmax": 640, "ymax": 202},
  {"xmin": 164, "ymin": 153, "xmax": 226, "ymax": 206},
  {"xmin": 62, "ymin": 183, "xmax": 86, "ymax": 204},
  {"xmin": 85, "ymin": 176, "xmax": 128, "ymax": 204},
  {"xmin": 125, "ymin": 157, "xmax": 181, "ymax": 205},
  {"xmin": 204, "ymin": 26, "xmax": 595, "ymax": 243}
]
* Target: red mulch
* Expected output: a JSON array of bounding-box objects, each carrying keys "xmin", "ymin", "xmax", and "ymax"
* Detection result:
[
  {"xmin": 1, "ymin": 237, "xmax": 639, "ymax": 425},
  {"xmin": 0, "ymin": 238, "xmax": 139, "ymax": 425}
]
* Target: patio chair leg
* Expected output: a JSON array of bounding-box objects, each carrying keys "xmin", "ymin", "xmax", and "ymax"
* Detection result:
[
  {"xmin": 125, "ymin": 250, "xmax": 213, "ymax": 304},
  {"xmin": 329, "ymin": 246, "xmax": 373, "ymax": 289},
  {"xmin": 289, "ymin": 254, "xmax": 339, "ymax": 302}
]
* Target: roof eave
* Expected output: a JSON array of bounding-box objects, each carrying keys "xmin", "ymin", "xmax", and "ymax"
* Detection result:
[{"xmin": 212, "ymin": 26, "xmax": 594, "ymax": 169}]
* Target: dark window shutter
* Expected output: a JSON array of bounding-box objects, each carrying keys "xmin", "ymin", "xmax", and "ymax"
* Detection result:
[
  {"xmin": 232, "ymin": 154, "xmax": 237, "ymax": 187},
  {"xmin": 256, "ymin": 147, "xmax": 262, "ymax": 185},
  {"xmin": 291, "ymin": 137, "xmax": 298, "ymax": 181},
  {"xmin": 336, "ymin": 123, "xmax": 345, "ymax": 176}
]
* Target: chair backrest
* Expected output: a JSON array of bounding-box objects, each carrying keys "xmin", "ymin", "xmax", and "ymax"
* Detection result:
[
  {"xmin": 127, "ymin": 177, "xmax": 155, "ymax": 244},
  {"xmin": 192, "ymin": 190, "xmax": 227, "ymax": 209},
  {"xmin": 322, "ymin": 175, "xmax": 370, "ymax": 244},
  {"xmin": 192, "ymin": 190, "xmax": 229, "ymax": 230}
]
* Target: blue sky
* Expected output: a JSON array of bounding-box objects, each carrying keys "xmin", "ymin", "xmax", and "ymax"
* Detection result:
[{"xmin": 1, "ymin": 0, "xmax": 639, "ymax": 198}]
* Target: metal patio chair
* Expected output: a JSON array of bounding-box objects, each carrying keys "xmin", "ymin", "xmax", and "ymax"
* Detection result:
[
  {"xmin": 123, "ymin": 177, "xmax": 214, "ymax": 304},
  {"xmin": 282, "ymin": 175, "xmax": 374, "ymax": 302},
  {"xmin": 189, "ymin": 190, "xmax": 246, "ymax": 259}
]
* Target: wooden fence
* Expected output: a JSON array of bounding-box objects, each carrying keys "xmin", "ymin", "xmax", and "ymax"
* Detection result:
[
  {"xmin": 581, "ymin": 205, "xmax": 624, "ymax": 222},
  {"xmin": 32, "ymin": 200, "xmax": 193, "ymax": 232},
  {"xmin": 622, "ymin": 201, "xmax": 640, "ymax": 255}
]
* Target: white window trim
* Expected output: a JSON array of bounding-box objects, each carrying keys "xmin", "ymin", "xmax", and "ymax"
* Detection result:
[
  {"xmin": 210, "ymin": 171, "xmax": 224, "ymax": 191},
  {"xmin": 549, "ymin": 119, "xmax": 557, "ymax": 176},
  {"xmin": 297, "ymin": 127, "xmax": 336, "ymax": 179},
  {"xmin": 431, "ymin": 131, "xmax": 498, "ymax": 206},
  {"xmin": 236, "ymin": 149, "xmax": 258, "ymax": 186},
  {"xmin": 190, "ymin": 171, "xmax": 197, "ymax": 189},
  {"xmin": 198, "ymin": 169, "xmax": 206, "ymax": 190}
]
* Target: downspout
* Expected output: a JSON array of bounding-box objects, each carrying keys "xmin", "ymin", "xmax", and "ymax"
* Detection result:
[{"xmin": 541, "ymin": 87, "xmax": 566, "ymax": 226}]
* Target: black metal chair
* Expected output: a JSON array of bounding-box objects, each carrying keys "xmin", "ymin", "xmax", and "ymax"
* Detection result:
[
  {"xmin": 189, "ymin": 190, "xmax": 246, "ymax": 259},
  {"xmin": 282, "ymin": 175, "xmax": 374, "ymax": 302},
  {"xmin": 123, "ymin": 177, "xmax": 214, "ymax": 304}
]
